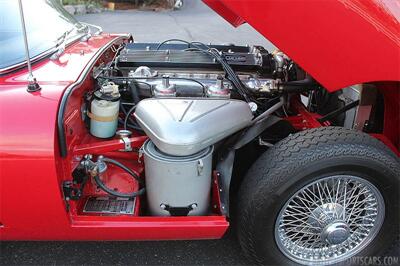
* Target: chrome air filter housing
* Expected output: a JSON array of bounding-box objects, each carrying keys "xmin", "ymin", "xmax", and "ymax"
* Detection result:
[
  {"xmin": 143, "ymin": 140, "xmax": 213, "ymax": 216},
  {"xmin": 134, "ymin": 98, "xmax": 253, "ymax": 156}
]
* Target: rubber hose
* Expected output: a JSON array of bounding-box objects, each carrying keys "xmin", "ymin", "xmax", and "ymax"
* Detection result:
[
  {"xmin": 128, "ymin": 81, "xmax": 140, "ymax": 104},
  {"xmin": 281, "ymin": 86, "xmax": 316, "ymax": 94},
  {"xmin": 124, "ymin": 105, "xmax": 137, "ymax": 130},
  {"xmin": 120, "ymin": 102, "xmax": 136, "ymax": 125},
  {"xmin": 280, "ymin": 75, "xmax": 315, "ymax": 87},
  {"xmin": 280, "ymin": 76, "xmax": 318, "ymax": 93},
  {"xmin": 118, "ymin": 118, "xmax": 143, "ymax": 132},
  {"xmin": 94, "ymin": 174, "xmax": 145, "ymax": 199},
  {"xmin": 93, "ymin": 157, "xmax": 145, "ymax": 199},
  {"xmin": 102, "ymin": 157, "xmax": 144, "ymax": 185}
]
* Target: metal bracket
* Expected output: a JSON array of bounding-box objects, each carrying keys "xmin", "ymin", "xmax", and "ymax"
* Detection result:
[
  {"xmin": 215, "ymin": 161, "xmax": 232, "ymax": 216},
  {"xmin": 62, "ymin": 181, "xmax": 82, "ymax": 201},
  {"xmin": 138, "ymin": 144, "xmax": 144, "ymax": 163},
  {"xmin": 121, "ymin": 137, "xmax": 132, "ymax": 151},
  {"xmin": 353, "ymin": 85, "xmax": 377, "ymax": 131},
  {"xmin": 197, "ymin": 159, "xmax": 204, "ymax": 176}
]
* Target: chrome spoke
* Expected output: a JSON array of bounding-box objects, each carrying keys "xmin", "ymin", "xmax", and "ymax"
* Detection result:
[{"xmin": 275, "ymin": 175, "xmax": 384, "ymax": 265}]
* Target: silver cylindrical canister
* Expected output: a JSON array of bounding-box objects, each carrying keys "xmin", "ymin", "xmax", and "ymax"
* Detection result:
[{"xmin": 143, "ymin": 140, "xmax": 213, "ymax": 216}]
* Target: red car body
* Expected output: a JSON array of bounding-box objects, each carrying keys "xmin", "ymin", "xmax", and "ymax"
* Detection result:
[{"xmin": 0, "ymin": 0, "xmax": 398, "ymax": 241}]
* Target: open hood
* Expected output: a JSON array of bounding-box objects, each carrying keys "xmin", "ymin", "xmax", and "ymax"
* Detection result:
[{"xmin": 203, "ymin": 0, "xmax": 400, "ymax": 91}]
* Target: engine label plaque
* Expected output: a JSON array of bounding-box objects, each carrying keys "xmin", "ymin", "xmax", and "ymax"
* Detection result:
[{"xmin": 83, "ymin": 197, "xmax": 135, "ymax": 215}]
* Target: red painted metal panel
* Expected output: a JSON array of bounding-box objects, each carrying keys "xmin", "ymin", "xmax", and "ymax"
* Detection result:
[
  {"xmin": 284, "ymin": 98, "xmax": 327, "ymax": 130},
  {"xmin": 202, "ymin": 0, "xmax": 245, "ymax": 27},
  {"xmin": 0, "ymin": 216, "xmax": 228, "ymax": 240},
  {"xmin": 73, "ymin": 136, "xmax": 148, "ymax": 155}
]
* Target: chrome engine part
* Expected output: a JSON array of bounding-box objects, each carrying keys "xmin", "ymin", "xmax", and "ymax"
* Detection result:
[
  {"xmin": 117, "ymin": 43, "xmax": 271, "ymax": 72},
  {"xmin": 134, "ymin": 98, "xmax": 254, "ymax": 156},
  {"xmin": 206, "ymin": 75, "xmax": 231, "ymax": 98},
  {"xmin": 111, "ymin": 42, "xmax": 278, "ymax": 99},
  {"xmin": 128, "ymin": 66, "xmax": 158, "ymax": 78},
  {"xmin": 121, "ymin": 66, "xmax": 276, "ymax": 98},
  {"xmin": 143, "ymin": 140, "xmax": 213, "ymax": 216},
  {"xmin": 153, "ymin": 75, "xmax": 177, "ymax": 97}
]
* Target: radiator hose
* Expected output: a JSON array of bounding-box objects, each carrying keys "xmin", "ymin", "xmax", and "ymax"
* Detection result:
[
  {"xmin": 94, "ymin": 157, "xmax": 145, "ymax": 199},
  {"xmin": 280, "ymin": 75, "xmax": 318, "ymax": 93}
]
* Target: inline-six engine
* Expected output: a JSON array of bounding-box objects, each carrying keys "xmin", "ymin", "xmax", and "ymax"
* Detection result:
[{"xmin": 81, "ymin": 41, "xmax": 299, "ymax": 216}]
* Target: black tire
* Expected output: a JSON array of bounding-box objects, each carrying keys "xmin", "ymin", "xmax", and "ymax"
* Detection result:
[{"xmin": 237, "ymin": 127, "xmax": 399, "ymax": 265}]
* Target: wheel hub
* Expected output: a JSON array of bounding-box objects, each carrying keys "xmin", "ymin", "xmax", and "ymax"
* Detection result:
[
  {"xmin": 308, "ymin": 203, "xmax": 350, "ymax": 245},
  {"xmin": 321, "ymin": 221, "xmax": 350, "ymax": 245},
  {"xmin": 309, "ymin": 203, "xmax": 345, "ymax": 228}
]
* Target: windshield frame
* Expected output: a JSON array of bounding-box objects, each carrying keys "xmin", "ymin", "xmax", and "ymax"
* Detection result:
[
  {"xmin": 0, "ymin": 30, "xmax": 88, "ymax": 75},
  {"xmin": 0, "ymin": 0, "xmax": 89, "ymax": 75}
]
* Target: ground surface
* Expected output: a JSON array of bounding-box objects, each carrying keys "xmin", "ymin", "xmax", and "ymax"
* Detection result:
[
  {"xmin": 76, "ymin": 0, "xmax": 275, "ymax": 51},
  {"xmin": 1, "ymin": 230, "xmax": 249, "ymax": 265}
]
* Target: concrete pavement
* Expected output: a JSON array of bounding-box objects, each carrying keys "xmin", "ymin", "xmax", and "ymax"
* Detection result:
[
  {"xmin": 76, "ymin": 0, "xmax": 275, "ymax": 51},
  {"xmin": 1, "ymin": 230, "xmax": 249, "ymax": 265}
]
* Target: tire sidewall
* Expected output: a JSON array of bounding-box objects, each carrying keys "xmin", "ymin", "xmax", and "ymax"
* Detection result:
[{"xmin": 243, "ymin": 150, "xmax": 399, "ymax": 265}]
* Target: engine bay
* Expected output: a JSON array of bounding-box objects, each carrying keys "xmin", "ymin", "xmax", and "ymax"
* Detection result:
[{"xmin": 60, "ymin": 39, "xmax": 360, "ymax": 219}]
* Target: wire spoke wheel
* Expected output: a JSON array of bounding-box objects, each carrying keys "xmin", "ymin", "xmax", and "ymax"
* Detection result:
[{"xmin": 275, "ymin": 175, "xmax": 385, "ymax": 265}]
